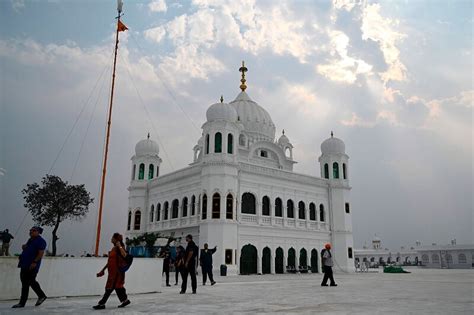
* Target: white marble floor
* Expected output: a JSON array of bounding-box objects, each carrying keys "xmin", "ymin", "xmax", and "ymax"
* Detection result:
[{"xmin": 0, "ymin": 268, "xmax": 472, "ymax": 314}]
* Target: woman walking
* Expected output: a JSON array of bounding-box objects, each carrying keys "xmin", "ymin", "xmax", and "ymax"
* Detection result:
[{"xmin": 93, "ymin": 233, "xmax": 131, "ymax": 310}]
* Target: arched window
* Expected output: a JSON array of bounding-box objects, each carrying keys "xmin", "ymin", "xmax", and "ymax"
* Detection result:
[
  {"xmin": 215, "ymin": 132, "xmax": 222, "ymax": 153},
  {"xmin": 239, "ymin": 134, "xmax": 245, "ymax": 146},
  {"xmin": 212, "ymin": 193, "xmax": 220, "ymax": 219},
  {"xmin": 134, "ymin": 210, "xmax": 141, "ymax": 230},
  {"xmin": 182, "ymin": 197, "xmax": 188, "ymax": 217},
  {"xmin": 148, "ymin": 164, "xmax": 154, "ymax": 179},
  {"xmin": 324, "ymin": 163, "xmax": 329, "ymax": 179},
  {"xmin": 191, "ymin": 195, "xmax": 196, "ymax": 216},
  {"xmin": 172, "ymin": 199, "xmax": 179, "ymax": 219},
  {"xmin": 309, "ymin": 203, "xmax": 316, "ymax": 221},
  {"xmin": 298, "ymin": 201, "xmax": 305, "ymax": 219},
  {"xmin": 343, "ymin": 163, "xmax": 347, "ymax": 179},
  {"xmin": 205, "ymin": 134, "xmax": 210, "ymax": 154},
  {"xmin": 150, "ymin": 205, "xmax": 154, "ymax": 222},
  {"xmin": 319, "ymin": 204, "xmax": 325, "ymax": 222},
  {"xmin": 132, "ymin": 165, "xmax": 136, "ymax": 181},
  {"xmin": 446, "ymin": 254, "xmax": 453, "ymax": 264},
  {"xmin": 202, "ymin": 194, "xmax": 208, "ymax": 219},
  {"xmin": 227, "ymin": 134, "xmax": 233, "ymax": 154},
  {"xmin": 333, "ymin": 162, "xmax": 339, "ymax": 179},
  {"xmin": 422, "ymin": 254, "xmax": 429, "ymax": 264},
  {"xmin": 241, "ymin": 193, "xmax": 256, "ymax": 214},
  {"xmin": 432, "ymin": 254, "xmax": 440, "ymax": 264},
  {"xmin": 275, "ymin": 198, "xmax": 283, "ymax": 217},
  {"xmin": 370, "ymin": 257, "xmax": 375, "ymax": 262},
  {"xmin": 156, "ymin": 166, "xmax": 160, "ymax": 177},
  {"xmin": 138, "ymin": 163, "xmax": 145, "ymax": 180},
  {"xmin": 164, "ymin": 202, "xmax": 169, "ymax": 220},
  {"xmin": 127, "ymin": 211, "xmax": 132, "ymax": 230},
  {"xmin": 226, "ymin": 194, "xmax": 233, "ymax": 219},
  {"xmin": 345, "ymin": 202, "xmax": 350, "ymax": 214},
  {"xmin": 287, "ymin": 200, "xmax": 294, "ymax": 218},
  {"xmin": 156, "ymin": 203, "xmax": 161, "ymax": 221},
  {"xmin": 458, "ymin": 253, "xmax": 467, "ymax": 264},
  {"xmin": 262, "ymin": 196, "xmax": 270, "ymax": 216}
]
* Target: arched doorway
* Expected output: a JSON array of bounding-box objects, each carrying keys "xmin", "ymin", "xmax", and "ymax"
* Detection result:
[
  {"xmin": 288, "ymin": 248, "xmax": 296, "ymax": 268},
  {"xmin": 262, "ymin": 247, "xmax": 271, "ymax": 274},
  {"xmin": 275, "ymin": 247, "xmax": 284, "ymax": 274},
  {"xmin": 299, "ymin": 248, "xmax": 308, "ymax": 267},
  {"xmin": 240, "ymin": 244, "xmax": 257, "ymax": 275},
  {"xmin": 311, "ymin": 249, "xmax": 318, "ymax": 273}
]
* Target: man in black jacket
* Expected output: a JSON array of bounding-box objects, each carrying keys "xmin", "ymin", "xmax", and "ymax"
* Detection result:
[
  {"xmin": 200, "ymin": 243, "xmax": 217, "ymax": 286},
  {"xmin": 180, "ymin": 234, "xmax": 199, "ymax": 294}
]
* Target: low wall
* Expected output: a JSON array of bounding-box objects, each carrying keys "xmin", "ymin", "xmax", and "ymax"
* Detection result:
[{"xmin": 0, "ymin": 257, "xmax": 163, "ymax": 301}]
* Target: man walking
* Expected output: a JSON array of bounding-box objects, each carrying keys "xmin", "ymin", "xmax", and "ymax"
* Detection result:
[
  {"xmin": 12, "ymin": 226, "xmax": 47, "ymax": 308},
  {"xmin": 1, "ymin": 229, "xmax": 14, "ymax": 256},
  {"xmin": 321, "ymin": 243, "xmax": 337, "ymax": 287},
  {"xmin": 180, "ymin": 234, "xmax": 199, "ymax": 294},
  {"xmin": 200, "ymin": 243, "xmax": 217, "ymax": 286}
]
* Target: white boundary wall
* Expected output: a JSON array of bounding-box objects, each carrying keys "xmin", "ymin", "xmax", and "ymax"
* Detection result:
[{"xmin": 0, "ymin": 257, "xmax": 163, "ymax": 300}]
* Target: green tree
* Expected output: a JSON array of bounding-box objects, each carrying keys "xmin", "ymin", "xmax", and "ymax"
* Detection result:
[{"xmin": 22, "ymin": 175, "xmax": 94, "ymax": 256}]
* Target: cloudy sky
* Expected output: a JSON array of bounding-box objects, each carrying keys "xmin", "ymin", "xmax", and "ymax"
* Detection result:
[{"xmin": 1, "ymin": 0, "xmax": 472, "ymax": 255}]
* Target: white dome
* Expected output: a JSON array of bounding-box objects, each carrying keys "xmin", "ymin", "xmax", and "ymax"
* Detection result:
[
  {"xmin": 321, "ymin": 134, "xmax": 345, "ymax": 154},
  {"xmin": 206, "ymin": 101, "xmax": 238, "ymax": 122},
  {"xmin": 278, "ymin": 131, "xmax": 290, "ymax": 146},
  {"xmin": 230, "ymin": 91, "xmax": 275, "ymax": 140},
  {"xmin": 135, "ymin": 136, "xmax": 159, "ymax": 156}
]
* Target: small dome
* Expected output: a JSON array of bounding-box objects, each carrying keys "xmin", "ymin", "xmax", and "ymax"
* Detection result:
[
  {"xmin": 230, "ymin": 91, "xmax": 275, "ymax": 140},
  {"xmin": 135, "ymin": 135, "xmax": 159, "ymax": 156},
  {"xmin": 321, "ymin": 133, "xmax": 345, "ymax": 154},
  {"xmin": 278, "ymin": 131, "xmax": 290, "ymax": 146},
  {"xmin": 206, "ymin": 100, "xmax": 238, "ymax": 122}
]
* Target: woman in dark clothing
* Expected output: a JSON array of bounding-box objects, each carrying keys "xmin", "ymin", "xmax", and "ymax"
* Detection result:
[
  {"xmin": 93, "ymin": 233, "xmax": 131, "ymax": 310},
  {"xmin": 174, "ymin": 246, "xmax": 185, "ymax": 285}
]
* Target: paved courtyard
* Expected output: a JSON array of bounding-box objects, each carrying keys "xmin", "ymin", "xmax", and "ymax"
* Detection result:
[{"xmin": 0, "ymin": 268, "xmax": 472, "ymax": 314}]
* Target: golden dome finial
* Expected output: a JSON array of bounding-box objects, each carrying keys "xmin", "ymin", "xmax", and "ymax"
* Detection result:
[
  {"xmin": 220, "ymin": 95, "xmax": 224, "ymax": 103},
  {"xmin": 239, "ymin": 60, "xmax": 248, "ymax": 92}
]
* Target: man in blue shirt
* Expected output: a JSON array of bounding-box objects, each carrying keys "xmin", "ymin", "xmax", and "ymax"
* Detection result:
[{"xmin": 12, "ymin": 226, "xmax": 48, "ymax": 308}]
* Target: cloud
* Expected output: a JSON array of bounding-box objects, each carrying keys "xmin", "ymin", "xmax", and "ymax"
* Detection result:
[
  {"xmin": 158, "ymin": 44, "xmax": 227, "ymax": 84},
  {"xmin": 148, "ymin": 0, "xmax": 167, "ymax": 13},
  {"xmin": 361, "ymin": 3, "xmax": 407, "ymax": 83},
  {"xmin": 11, "ymin": 0, "xmax": 25, "ymax": 12},
  {"xmin": 317, "ymin": 30, "xmax": 373, "ymax": 84},
  {"xmin": 144, "ymin": 26, "xmax": 166, "ymax": 43}
]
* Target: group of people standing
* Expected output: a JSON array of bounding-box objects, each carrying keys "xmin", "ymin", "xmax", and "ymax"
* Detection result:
[
  {"xmin": 161, "ymin": 234, "xmax": 217, "ymax": 294},
  {"xmin": 9, "ymin": 227, "xmax": 338, "ymax": 310}
]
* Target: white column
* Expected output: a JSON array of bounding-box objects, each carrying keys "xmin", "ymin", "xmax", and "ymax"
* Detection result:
[
  {"xmin": 283, "ymin": 248, "xmax": 287, "ymax": 273},
  {"xmin": 257, "ymin": 247, "xmax": 262, "ymax": 274},
  {"xmin": 221, "ymin": 192, "xmax": 226, "ymax": 220},
  {"xmin": 270, "ymin": 248, "xmax": 275, "ymax": 274}
]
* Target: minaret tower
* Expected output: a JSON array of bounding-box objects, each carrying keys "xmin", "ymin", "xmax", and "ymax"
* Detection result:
[
  {"xmin": 319, "ymin": 132, "xmax": 354, "ymax": 272},
  {"xmin": 126, "ymin": 134, "xmax": 161, "ymax": 234}
]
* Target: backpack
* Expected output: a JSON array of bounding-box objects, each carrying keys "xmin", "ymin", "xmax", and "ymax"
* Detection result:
[{"xmin": 118, "ymin": 250, "xmax": 134, "ymax": 273}]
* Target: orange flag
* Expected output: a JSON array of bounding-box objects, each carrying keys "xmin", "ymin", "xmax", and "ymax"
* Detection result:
[{"xmin": 117, "ymin": 20, "xmax": 128, "ymax": 32}]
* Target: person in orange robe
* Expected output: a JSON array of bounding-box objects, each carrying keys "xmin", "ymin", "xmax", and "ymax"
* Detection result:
[{"xmin": 93, "ymin": 233, "xmax": 131, "ymax": 310}]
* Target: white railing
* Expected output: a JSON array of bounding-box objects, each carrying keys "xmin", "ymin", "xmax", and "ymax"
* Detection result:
[
  {"xmin": 298, "ymin": 220, "xmax": 306, "ymax": 228},
  {"xmin": 274, "ymin": 218, "xmax": 283, "ymax": 226},
  {"xmin": 261, "ymin": 217, "xmax": 271, "ymax": 225},
  {"xmin": 287, "ymin": 219, "xmax": 296, "ymax": 227},
  {"xmin": 241, "ymin": 214, "xmax": 258, "ymax": 224},
  {"xmin": 310, "ymin": 222, "xmax": 317, "ymax": 229}
]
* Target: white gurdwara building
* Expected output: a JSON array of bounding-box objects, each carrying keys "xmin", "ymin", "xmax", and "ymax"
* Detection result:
[{"xmin": 125, "ymin": 65, "xmax": 355, "ymax": 275}]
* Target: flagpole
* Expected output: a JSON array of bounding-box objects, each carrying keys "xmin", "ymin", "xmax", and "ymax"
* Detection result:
[{"xmin": 94, "ymin": 3, "xmax": 124, "ymax": 256}]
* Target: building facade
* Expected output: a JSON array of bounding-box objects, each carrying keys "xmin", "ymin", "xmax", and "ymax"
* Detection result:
[
  {"xmin": 355, "ymin": 238, "xmax": 474, "ymax": 269},
  {"xmin": 125, "ymin": 66, "xmax": 355, "ymax": 275}
]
